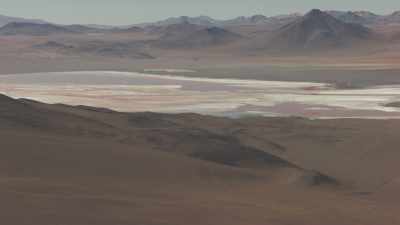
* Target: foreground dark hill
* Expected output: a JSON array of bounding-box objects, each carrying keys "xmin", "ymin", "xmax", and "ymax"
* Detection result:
[
  {"xmin": 0, "ymin": 94, "xmax": 303, "ymax": 170},
  {"xmin": 266, "ymin": 9, "xmax": 374, "ymax": 50},
  {"xmin": 2, "ymin": 94, "xmax": 400, "ymax": 224}
]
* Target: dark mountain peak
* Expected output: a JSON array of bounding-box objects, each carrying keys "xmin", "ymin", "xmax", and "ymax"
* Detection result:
[
  {"xmin": 290, "ymin": 9, "xmax": 341, "ymax": 30},
  {"xmin": 250, "ymin": 15, "xmax": 269, "ymax": 23},
  {"xmin": 297, "ymin": 9, "xmax": 341, "ymax": 28},
  {"xmin": 179, "ymin": 16, "xmax": 190, "ymax": 23},
  {"xmin": 268, "ymin": 9, "xmax": 373, "ymax": 51},
  {"xmin": 306, "ymin": 9, "xmax": 325, "ymax": 17}
]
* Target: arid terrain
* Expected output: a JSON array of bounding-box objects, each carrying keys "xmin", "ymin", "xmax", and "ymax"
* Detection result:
[
  {"xmin": 2, "ymin": 8, "xmax": 400, "ymax": 225},
  {"xmin": 0, "ymin": 9, "xmax": 399, "ymax": 78},
  {"xmin": 2, "ymin": 94, "xmax": 400, "ymax": 225}
]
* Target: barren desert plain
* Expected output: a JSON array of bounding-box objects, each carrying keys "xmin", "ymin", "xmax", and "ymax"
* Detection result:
[{"xmin": 2, "ymin": 8, "xmax": 400, "ymax": 225}]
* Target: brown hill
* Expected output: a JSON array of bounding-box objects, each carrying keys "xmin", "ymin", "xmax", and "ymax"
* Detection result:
[
  {"xmin": 0, "ymin": 94, "xmax": 300, "ymax": 170},
  {"xmin": 3, "ymin": 94, "xmax": 400, "ymax": 224}
]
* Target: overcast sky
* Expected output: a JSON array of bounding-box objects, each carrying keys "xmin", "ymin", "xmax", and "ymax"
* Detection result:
[{"xmin": 0, "ymin": 0, "xmax": 399, "ymax": 25}]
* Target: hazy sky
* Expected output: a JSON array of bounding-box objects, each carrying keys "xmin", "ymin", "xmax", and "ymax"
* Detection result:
[{"xmin": 0, "ymin": 0, "xmax": 399, "ymax": 25}]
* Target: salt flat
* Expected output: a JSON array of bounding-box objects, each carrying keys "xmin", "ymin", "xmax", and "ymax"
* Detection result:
[{"xmin": 1, "ymin": 71, "xmax": 400, "ymax": 118}]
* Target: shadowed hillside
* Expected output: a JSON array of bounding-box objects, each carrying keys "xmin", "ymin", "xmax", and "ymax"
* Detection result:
[
  {"xmin": 2, "ymin": 94, "xmax": 400, "ymax": 224},
  {"xmin": 156, "ymin": 26, "xmax": 242, "ymax": 48},
  {"xmin": 266, "ymin": 9, "xmax": 374, "ymax": 50}
]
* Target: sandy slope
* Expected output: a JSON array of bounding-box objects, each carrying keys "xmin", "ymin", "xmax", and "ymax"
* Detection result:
[{"xmin": 1, "ymin": 94, "xmax": 400, "ymax": 225}]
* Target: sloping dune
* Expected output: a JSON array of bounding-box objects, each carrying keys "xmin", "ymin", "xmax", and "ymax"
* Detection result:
[{"xmin": 1, "ymin": 94, "xmax": 400, "ymax": 225}]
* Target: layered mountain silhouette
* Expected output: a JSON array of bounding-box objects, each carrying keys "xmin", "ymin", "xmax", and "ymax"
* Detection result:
[
  {"xmin": 138, "ymin": 16, "xmax": 218, "ymax": 27},
  {"xmin": 163, "ymin": 27, "xmax": 241, "ymax": 48},
  {"xmin": 327, "ymin": 11, "xmax": 369, "ymax": 24},
  {"xmin": 63, "ymin": 24, "xmax": 104, "ymax": 33},
  {"xmin": 0, "ymin": 22, "xmax": 105, "ymax": 35},
  {"xmin": 0, "ymin": 22, "xmax": 77, "ymax": 35},
  {"xmin": 266, "ymin": 9, "xmax": 373, "ymax": 51},
  {"xmin": 154, "ymin": 22, "xmax": 242, "ymax": 48},
  {"xmin": 327, "ymin": 11, "xmax": 381, "ymax": 25},
  {"xmin": 139, "ymin": 14, "xmax": 302, "ymax": 28},
  {"xmin": 154, "ymin": 21, "xmax": 205, "ymax": 39},
  {"xmin": 143, "ymin": 11, "xmax": 400, "ymax": 27},
  {"xmin": 384, "ymin": 11, "xmax": 400, "ymax": 24},
  {"xmin": 0, "ymin": 14, "xmax": 47, "ymax": 27}
]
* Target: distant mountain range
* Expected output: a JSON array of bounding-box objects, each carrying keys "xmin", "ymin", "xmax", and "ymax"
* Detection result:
[
  {"xmin": 1, "ymin": 10, "xmax": 400, "ymax": 33},
  {"xmin": 326, "ymin": 11, "xmax": 380, "ymax": 25},
  {"xmin": 136, "ymin": 14, "xmax": 302, "ymax": 28},
  {"xmin": 136, "ymin": 11, "xmax": 400, "ymax": 28},
  {"xmin": 0, "ymin": 14, "xmax": 47, "ymax": 27},
  {"xmin": 1, "ymin": 9, "xmax": 398, "ymax": 55},
  {"xmin": 153, "ymin": 23, "xmax": 242, "ymax": 48},
  {"xmin": 326, "ymin": 10, "xmax": 400, "ymax": 25},
  {"xmin": 0, "ymin": 22, "xmax": 118, "ymax": 36},
  {"xmin": 0, "ymin": 22, "xmax": 78, "ymax": 35}
]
